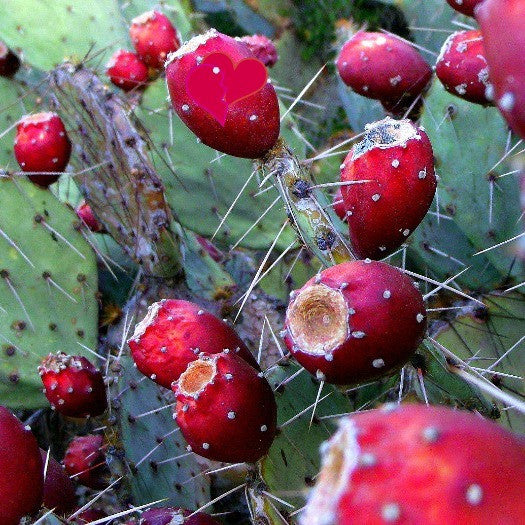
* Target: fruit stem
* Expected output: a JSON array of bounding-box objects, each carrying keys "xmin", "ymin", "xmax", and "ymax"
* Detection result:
[{"xmin": 261, "ymin": 138, "xmax": 356, "ymax": 266}]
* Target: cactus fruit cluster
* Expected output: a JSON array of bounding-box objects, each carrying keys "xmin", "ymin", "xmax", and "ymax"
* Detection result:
[{"xmin": 0, "ymin": 1, "xmax": 523, "ymax": 524}]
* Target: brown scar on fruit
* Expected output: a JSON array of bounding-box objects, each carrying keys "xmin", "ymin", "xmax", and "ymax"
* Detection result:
[
  {"xmin": 287, "ymin": 284, "xmax": 349, "ymax": 356},
  {"xmin": 178, "ymin": 358, "xmax": 217, "ymax": 397}
]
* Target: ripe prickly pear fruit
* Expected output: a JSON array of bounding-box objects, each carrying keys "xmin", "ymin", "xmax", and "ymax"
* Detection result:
[
  {"xmin": 40, "ymin": 449, "xmax": 77, "ymax": 514},
  {"xmin": 173, "ymin": 351, "xmax": 277, "ymax": 463},
  {"xmin": 301, "ymin": 404, "xmax": 525, "ymax": 525},
  {"xmin": 283, "ymin": 260, "xmax": 426, "ymax": 385},
  {"xmin": 106, "ymin": 49, "xmax": 149, "ymax": 92},
  {"xmin": 39, "ymin": 352, "xmax": 107, "ymax": 417},
  {"xmin": 165, "ymin": 28, "xmax": 280, "ymax": 159},
  {"xmin": 0, "ymin": 407, "xmax": 43, "ymax": 525},
  {"xmin": 64, "ymin": 435, "xmax": 108, "ymax": 489},
  {"xmin": 336, "ymin": 31, "xmax": 432, "ymax": 107},
  {"xmin": 436, "ymin": 30, "xmax": 491, "ymax": 105},
  {"xmin": 340, "ymin": 117, "xmax": 436, "ymax": 260},
  {"xmin": 238, "ymin": 34, "xmax": 278, "ymax": 67},
  {"xmin": 129, "ymin": 10, "xmax": 180, "ymax": 69},
  {"xmin": 76, "ymin": 200, "xmax": 105, "ymax": 233},
  {"xmin": 128, "ymin": 299, "xmax": 259, "ymax": 389},
  {"xmin": 0, "ymin": 41, "xmax": 20, "ymax": 77},
  {"xmin": 476, "ymin": 0, "xmax": 525, "ymax": 139},
  {"xmin": 139, "ymin": 507, "xmax": 220, "ymax": 525},
  {"xmin": 446, "ymin": 0, "xmax": 484, "ymax": 17},
  {"xmin": 14, "ymin": 112, "xmax": 71, "ymax": 187}
]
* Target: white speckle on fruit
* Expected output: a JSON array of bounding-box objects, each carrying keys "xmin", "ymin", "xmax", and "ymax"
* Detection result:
[
  {"xmin": 391, "ymin": 159, "xmax": 400, "ymax": 168},
  {"xmin": 466, "ymin": 484, "xmax": 483, "ymax": 506},
  {"xmin": 372, "ymin": 358, "xmax": 385, "ymax": 368},
  {"xmin": 383, "ymin": 290, "xmax": 391, "ymax": 299},
  {"xmin": 372, "ymin": 193, "xmax": 381, "ymax": 201},
  {"xmin": 382, "ymin": 503, "xmax": 401, "ymax": 522},
  {"xmin": 416, "ymin": 313, "xmax": 424, "ymax": 323},
  {"xmin": 499, "ymin": 92, "xmax": 515, "ymax": 111}
]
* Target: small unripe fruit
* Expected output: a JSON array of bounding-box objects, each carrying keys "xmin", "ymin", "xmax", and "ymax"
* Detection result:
[
  {"xmin": 40, "ymin": 449, "xmax": 77, "ymax": 514},
  {"xmin": 139, "ymin": 507, "xmax": 220, "ymax": 525},
  {"xmin": 337, "ymin": 31, "xmax": 432, "ymax": 107},
  {"xmin": 302, "ymin": 404, "xmax": 525, "ymax": 524},
  {"xmin": 165, "ymin": 29, "xmax": 280, "ymax": 159},
  {"xmin": 174, "ymin": 351, "xmax": 277, "ymax": 463},
  {"xmin": 76, "ymin": 200, "xmax": 105, "ymax": 233},
  {"xmin": 39, "ymin": 352, "xmax": 107, "ymax": 417},
  {"xmin": 106, "ymin": 49, "xmax": 149, "ymax": 92},
  {"xmin": 0, "ymin": 407, "xmax": 43, "ymax": 525},
  {"xmin": 446, "ymin": 0, "xmax": 484, "ymax": 17},
  {"xmin": 238, "ymin": 34, "xmax": 278, "ymax": 67},
  {"xmin": 476, "ymin": 0, "xmax": 525, "ymax": 139},
  {"xmin": 436, "ymin": 30, "xmax": 491, "ymax": 105},
  {"xmin": 128, "ymin": 299, "xmax": 259, "ymax": 389},
  {"xmin": 64, "ymin": 435, "xmax": 108, "ymax": 489},
  {"xmin": 341, "ymin": 117, "xmax": 436, "ymax": 259},
  {"xmin": 284, "ymin": 261, "xmax": 427, "ymax": 385},
  {"xmin": 130, "ymin": 10, "xmax": 180, "ymax": 69},
  {"xmin": 14, "ymin": 112, "xmax": 71, "ymax": 187},
  {"xmin": 0, "ymin": 40, "xmax": 20, "ymax": 77}
]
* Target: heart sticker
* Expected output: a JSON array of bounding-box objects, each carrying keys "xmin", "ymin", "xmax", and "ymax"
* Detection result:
[{"xmin": 186, "ymin": 52, "xmax": 268, "ymax": 126}]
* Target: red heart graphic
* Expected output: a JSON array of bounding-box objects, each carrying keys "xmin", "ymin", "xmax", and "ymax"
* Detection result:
[{"xmin": 186, "ymin": 52, "xmax": 268, "ymax": 126}]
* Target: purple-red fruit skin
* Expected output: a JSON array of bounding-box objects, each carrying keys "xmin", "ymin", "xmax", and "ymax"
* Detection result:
[
  {"xmin": 476, "ymin": 0, "xmax": 525, "ymax": 139},
  {"xmin": 0, "ymin": 406, "xmax": 44, "ymax": 525},
  {"xmin": 284, "ymin": 261, "xmax": 426, "ymax": 385},
  {"xmin": 14, "ymin": 112, "xmax": 71, "ymax": 187},
  {"xmin": 337, "ymin": 31, "xmax": 432, "ymax": 106},
  {"xmin": 174, "ymin": 351, "xmax": 277, "ymax": 463},
  {"xmin": 130, "ymin": 10, "xmax": 180, "ymax": 69},
  {"xmin": 446, "ymin": 0, "xmax": 484, "ymax": 17},
  {"xmin": 106, "ymin": 49, "xmax": 149, "ymax": 92},
  {"xmin": 239, "ymin": 34, "xmax": 278, "ymax": 67},
  {"xmin": 165, "ymin": 29, "xmax": 280, "ymax": 159},
  {"xmin": 40, "ymin": 449, "xmax": 77, "ymax": 514},
  {"xmin": 436, "ymin": 30, "xmax": 490, "ymax": 105},
  {"xmin": 341, "ymin": 118, "xmax": 436, "ymax": 260},
  {"xmin": 64, "ymin": 435, "xmax": 107, "ymax": 489},
  {"xmin": 128, "ymin": 299, "xmax": 259, "ymax": 389},
  {"xmin": 39, "ymin": 352, "xmax": 107, "ymax": 418}
]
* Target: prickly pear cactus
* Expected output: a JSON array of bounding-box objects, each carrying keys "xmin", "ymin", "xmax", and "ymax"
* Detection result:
[{"xmin": 0, "ymin": 177, "xmax": 97, "ymax": 408}]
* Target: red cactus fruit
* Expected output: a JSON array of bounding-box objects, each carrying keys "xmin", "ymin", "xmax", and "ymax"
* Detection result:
[
  {"xmin": 340, "ymin": 117, "xmax": 436, "ymax": 260},
  {"xmin": 336, "ymin": 31, "xmax": 432, "ymax": 107},
  {"xmin": 196, "ymin": 234, "xmax": 224, "ymax": 262},
  {"xmin": 0, "ymin": 406, "xmax": 43, "ymax": 525},
  {"xmin": 283, "ymin": 260, "xmax": 426, "ymax": 385},
  {"xmin": 64, "ymin": 435, "xmax": 108, "ymax": 489},
  {"xmin": 238, "ymin": 34, "xmax": 278, "ymax": 67},
  {"xmin": 476, "ymin": 0, "xmax": 525, "ymax": 139},
  {"xmin": 39, "ymin": 352, "xmax": 107, "ymax": 417},
  {"xmin": 129, "ymin": 10, "xmax": 180, "ymax": 69},
  {"xmin": 14, "ymin": 112, "xmax": 72, "ymax": 187},
  {"xmin": 446, "ymin": 0, "xmax": 484, "ymax": 17},
  {"xmin": 71, "ymin": 509, "xmax": 107, "ymax": 523},
  {"xmin": 301, "ymin": 404, "xmax": 525, "ymax": 525},
  {"xmin": 76, "ymin": 200, "xmax": 105, "ymax": 233},
  {"xmin": 436, "ymin": 30, "xmax": 490, "ymax": 105},
  {"xmin": 106, "ymin": 49, "xmax": 149, "ymax": 92},
  {"xmin": 40, "ymin": 449, "xmax": 77, "ymax": 514},
  {"xmin": 128, "ymin": 299, "xmax": 259, "ymax": 389},
  {"xmin": 173, "ymin": 351, "xmax": 277, "ymax": 463},
  {"xmin": 165, "ymin": 28, "xmax": 280, "ymax": 159},
  {"xmin": 333, "ymin": 187, "xmax": 347, "ymax": 222},
  {"xmin": 139, "ymin": 507, "xmax": 220, "ymax": 525},
  {"xmin": 0, "ymin": 40, "xmax": 20, "ymax": 77}
]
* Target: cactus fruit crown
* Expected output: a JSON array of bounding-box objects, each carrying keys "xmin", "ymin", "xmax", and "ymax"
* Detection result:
[
  {"xmin": 351, "ymin": 117, "xmax": 421, "ymax": 161},
  {"xmin": 287, "ymin": 284, "xmax": 348, "ymax": 356},
  {"xmin": 178, "ymin": 357, "xmax": 217, "ymax": 398},
  {"xmin": 165, "ymin": 28, "xmax": 219, "ymax": 66}
]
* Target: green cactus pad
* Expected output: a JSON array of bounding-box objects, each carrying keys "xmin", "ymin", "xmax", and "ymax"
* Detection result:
[
  {"xmin": 420, "ymin": 80, "xmax": 523, "ymax": 282},
  {"xmin": 0, "ymin": 177, "xmax": 98, "ymax": 408},
  {"xmin": 110, "ymin": 355, "xmax": 211, "ymax": 509},
  {"xmin": 136, "ymin": 79, "xmax": 302, "ymax": 251},
  {"xmin": 434, "ymin": 293, "xmax": 525, "ymax": 434}
]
